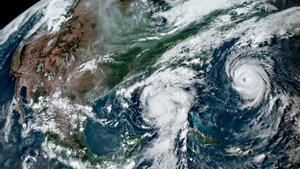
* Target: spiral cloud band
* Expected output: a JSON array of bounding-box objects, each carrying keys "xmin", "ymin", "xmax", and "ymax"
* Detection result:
[{"xmin": 226, "ymin": 51, "xmax": 273, "ymax": 108}]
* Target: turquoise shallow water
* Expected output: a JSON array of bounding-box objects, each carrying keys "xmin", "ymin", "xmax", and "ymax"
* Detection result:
[{"xmin": 1, "ymin": 0, "xmax": 300, "ymax": 168}]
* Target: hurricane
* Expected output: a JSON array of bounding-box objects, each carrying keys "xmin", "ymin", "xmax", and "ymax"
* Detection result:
[
  {"xmin": 0, "ymin": 0, "xmax": 300, "ymax": 169},
  {"xmin": 225, "ymin": 50, "xmax": 273, "ymax": 108}
]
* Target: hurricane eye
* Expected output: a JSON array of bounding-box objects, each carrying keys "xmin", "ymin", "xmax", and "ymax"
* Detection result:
[{"xmin": 226, "ymin": 54, "xmax": 273, "ymax": 108}]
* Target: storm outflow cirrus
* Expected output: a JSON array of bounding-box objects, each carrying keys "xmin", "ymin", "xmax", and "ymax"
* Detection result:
[{"xmin": 0, "ymin": 0, "xmax": 300, "ymax": 169}]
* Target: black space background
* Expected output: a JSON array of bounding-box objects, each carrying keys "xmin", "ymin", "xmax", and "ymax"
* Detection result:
[
  {"xmin": 1, "ymin": 0, "xmax": 300, "ymax": 29},
  {"xmin": 0, "ymin": 0, "xmax": 40, "ymax": 29}
]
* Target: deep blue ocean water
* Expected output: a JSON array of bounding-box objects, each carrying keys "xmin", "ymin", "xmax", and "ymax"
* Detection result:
[{"xmin": 0, "ymin": 1, "xmax": 300, "ymax": 168}]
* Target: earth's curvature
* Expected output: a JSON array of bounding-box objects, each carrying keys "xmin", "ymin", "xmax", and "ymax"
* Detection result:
[{"xmin": 0, "ymin": 0, "xmax": 300, "ymax": 168}]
